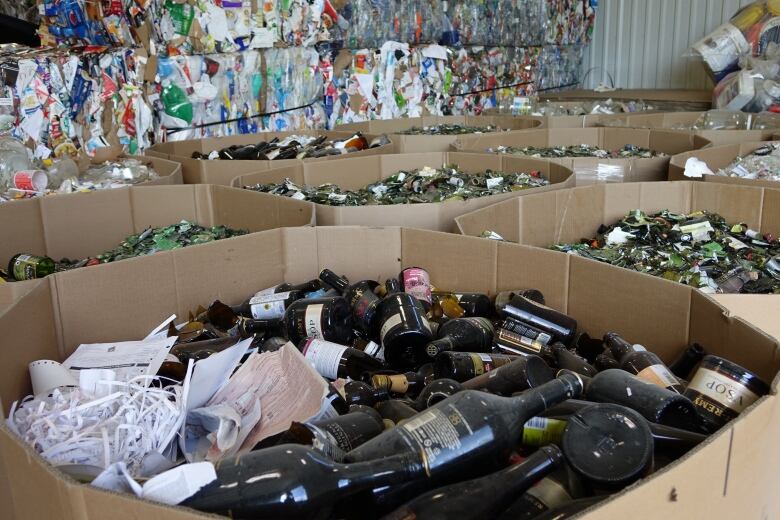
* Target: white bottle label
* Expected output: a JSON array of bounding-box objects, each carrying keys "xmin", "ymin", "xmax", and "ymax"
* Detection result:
[
  {"xmin": 254, "ymin": 284, "xmax": 280, "ymax": 297},
  {"xmin": 364, "ymin": 341, "xmax": 385, "ymax": 361},
  {"xmin": 305, "ymin": 304, "xmax": 325, "ymax": 339},
  {"xmin": 687, "ymin": 367, "xmax": 760, "ymax": 413},
  {"xmin": 248, "ymin": 291, "xmax": 291, "ymax": 319},
  {"xmin": 380, "ymin": 313, "xmax": 403, "ymax": 342},
  {"xmin": 302, "ymin": 339, "xmax": 348, "ymax": 380}
]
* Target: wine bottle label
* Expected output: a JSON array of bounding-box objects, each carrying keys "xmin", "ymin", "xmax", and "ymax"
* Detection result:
[
  {"xmin": 526, "ymin": 477, "xmax": 572, "ymax": 509},
  {"xmin": 497, "ymin": 328, "xmax": 543, "ymax": 355},
  {"xmin": 468, "ymin": 353, "xmax": 497, "ymax": 376},
  {"xmin": 248, "ymin": 291, "xmax": 291, "ymax": 319},
  {"xmin": 12, "ymin": 254, "xmax": 39, "ymax": 280},
  {"xmin": 522, "ymin": 417, "xmax": 567, "ymax": 447},
  {"xmin": 364, "ymin": 341, "xmax": 385, "ymax": 361},
  {"xmin": 686, "ymin": 367, "xmax": 760, "ymax": 418},
  {"xmin": 636, "ymin": 364, "xmax": 681, "ymax": 390},
  {"xmin": 304, "ymin": 304, "xmax": 325, "ymax": 339},
  {"xmin": 380, "ymin": 313, "xmax": 404, "ymax": 342},
  {"xmin": 302, "ymin": 339, "xmax": 347, "ymax": 380},
  {"xmin": 317, "ymin": 422, "xmax": 361, "ymax": 452},
  {"xmin": 307, "ymin": 424, "xmax": 347, "ymax": 462},
  {"xmin": 401, "ymin": 404, "xmax": 476, "ymax": 474},
  {"xmin": 502, "ymin": 318, "xmax": 552, "ymax": 344},
  {"xmin": 401, "ymin": 268, "xmax": 432, "ymax": 304},
  {"xmin": 254, "ymin": 284, "xmax": 280, "ymax": 296}
]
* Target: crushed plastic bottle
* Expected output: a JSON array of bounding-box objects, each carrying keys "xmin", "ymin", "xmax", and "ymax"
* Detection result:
[{"xmin": 0, "ymin": 137, "xmax": 33, "ymax": 195}]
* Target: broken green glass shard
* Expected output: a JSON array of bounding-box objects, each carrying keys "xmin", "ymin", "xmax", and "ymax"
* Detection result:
[
  {"xmin": 244, "ymin": 165, "xmax": 550, "ymax": 206},
  {"xmin": 550, "ymin": 209, "xmax": 780, "ymax": 294}
]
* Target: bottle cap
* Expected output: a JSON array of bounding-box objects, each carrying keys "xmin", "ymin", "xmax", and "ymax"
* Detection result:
[{"xmin": 562, "ymin": 403, "xmax": 653, "ymax": 489}]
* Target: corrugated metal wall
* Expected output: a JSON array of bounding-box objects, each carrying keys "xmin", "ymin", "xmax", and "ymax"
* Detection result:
[{"xmin": 582, "ymin": 0, "xmax": 755, "ymax": 89}]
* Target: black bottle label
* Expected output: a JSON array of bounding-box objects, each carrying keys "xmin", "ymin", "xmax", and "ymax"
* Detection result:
[
  {"xmin": 685, "ymin": 367, "xmax": 760, "ymax": 421},
  {"xmin": 306, "ymin": 424, "xmax": 347, "ymax": 461},
  {"xmin": 400, "ymin": 404, "xmax": 476, "ymax": 475},
  {"xmin": 502, "ymin": 318, "xmax": 552, "ymax": 344}
]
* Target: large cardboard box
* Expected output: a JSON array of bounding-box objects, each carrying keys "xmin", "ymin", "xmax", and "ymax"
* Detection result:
[
  {"xmin": 0, "ymin": 184, "xmax": 315, "ymax": 281},
  {"xmin": 712, "ymin": 295, "xmax": 780, "ymax": 342},
  {"xmin": 0, "ymin": 227, "xmax": 778, "ymax": 519},
  {"xmin": 231, "ymin": 152, "xmax": 574, "ymax": 232},
  {"xmin": 669, "ymin": 141, "xmax": 780, "ymax": 189},
  {"xmin": 455, "ymin": 181, "xmax": 780, "ymax": 271},
  {"xmin": 145, "ymin": 130, "xmax": 395, "ymax": 186},
  {"xmin": 453, "ymin": 128, "xmax": 710, "ymax": 185},
  {"xmin": 126, "ymin": 155, "xmax": 182, "ymax": 185},
  {"xmin": 597, "ymin": 112, "xmax": 777, "ymax": 146},
  {"xmin": 335, "ymin": 116, "xmax": 542, "ymax": 152},
  {"xmin": 540, "ymin": 89, "xmax": 713, "ymax": 112}
]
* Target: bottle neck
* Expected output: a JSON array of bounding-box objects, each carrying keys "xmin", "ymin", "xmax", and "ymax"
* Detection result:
[
  {"xmin": 509, "ymin": 374, "xmax": 584, "ymax": 424},
  {"xmin": 319, "ymin": 269, "xmax": 349, "ymax": 293},
  {"xmin": 338, "ymin": 453, "xmax": 425, "ymax": 488},
  {"xmin": 496, "ymin": 445, "xmax": 564, "ymax": 493},
  {"xmin": 604, "ymin": 332, "xmax": 633, "ymax": 360}
]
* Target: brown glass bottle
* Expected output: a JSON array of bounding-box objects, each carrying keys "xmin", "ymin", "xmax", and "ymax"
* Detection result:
[
  {"xmin": 668, "ymin": 343, "xmax": 706, "ymax": 380},
  {"xmin": 319, "ymin": 269, "xmax": 382, "ymax": 340},
  {"xmin": 206, "ymin": 300, "xmax": 282, "ymax": 338},
  {"xmin": 170, "ymin": 336, "xmax": 243, "ymax": 363},
  {"xmin": 275, "ymin": 411, "xmax": 385, "ymax": 460},
  {"xmin": 378, "ymin": 290, "xmax": 434, "ymax": 370},
  {"xmin": 501, "ymin": 316, "xmax": 556, "ymax": 345},
  {"xmin": 383, "ymin": 445, "xmax": 565, "ymax": 520},
  {"xmin": 299, "ymin": 338, "xmax": 384, "ymax": 380},
  {"xmin": 283, "ymin": 297, "xmax": 354, "ymax": 345},
  {"xmin": 412, "ymin": 379, "xmax": 465, "ymax": 410},
  {"xmin": 585, "ymin": 369, "xmax": 700, "ymax": 431},
  {"xmin": 344, "ymin": 380, "xmax": 390, "ymax": 407},
  {"xmin": 234, "ymin": 290, "xmax": 304, "ymax": 320},
  {"xmin": 425, "ymin": 317, "xmax": 495, "ymax": 358},
  {"xmin": 497, "ymin": 295, "xmax": 577, "ymax": 346},
  {"xmin": 434, "ymin": 351, "xmax": 519, "ymax": 382},
  {"xmin": 683, "ymin": 355, "xmax": 769, "ymax": 433},
  {"xmin": 345, "ymin": 373, "xmax": 584, "ymax": 481},
  {"xmin": 182, "ymin": 444, "xmax": 424, "ymax": 519},
  {"xmin": 604, "ymin": 332, "xmax": 684, "ymax": 393},
  {"xmin": 461, "ymin": 355, "xmax": 554, "ymax": 395}
]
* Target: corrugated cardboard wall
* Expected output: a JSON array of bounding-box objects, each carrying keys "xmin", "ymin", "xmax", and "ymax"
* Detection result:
[{"xmin": 582, "ymin": 0, "xmax": 754, "ymax": 89}]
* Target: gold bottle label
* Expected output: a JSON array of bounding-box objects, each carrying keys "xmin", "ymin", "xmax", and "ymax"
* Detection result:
[{"xmin": 636, "ymin": 363, "xmax": 680, "ymax": 390}]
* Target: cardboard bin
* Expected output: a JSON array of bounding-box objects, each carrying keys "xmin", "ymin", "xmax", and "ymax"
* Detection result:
[
  {"xmin": 145, "ymin": 130, "xmax": 394, "ymax": 186},
  {"xmin": 540, "ymin": 89, "xmax": 713, "ymax": 112},
  {"xmin": 597, "ymin": 112, "xmax": 777, "ymax": 146},
  {"xmin": 231, "ymin": 152, "xmax": 574, "ymax": 232},
  {"xmin": 125, "ymin": 154, "xmax": 182, "ymax": 186},
  {"xmin": 669, "ymin": 141, "xmax": 780, "ymax": 189},
  {"xmin": 0, "ymin": 184, "xmax": 315, "ymax": 284},
  {"xmin": 335, "ymin": 115, "xmax": 542, "ymax": 152},
  {"xmin": 453, "ymin": 128, "xmax": 710, "ymax": 185},
  {"xmin": 456, "ymin": 180, "xmax": 780, "ymax": 298},
  {"xmin": 0, "ymin": 227, "xmax": 778, "ymax": 519}
]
